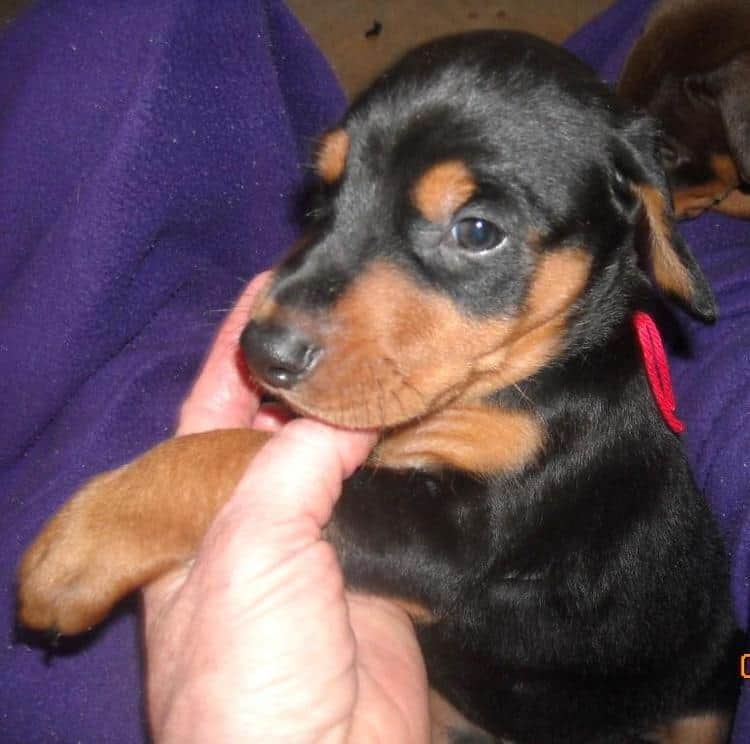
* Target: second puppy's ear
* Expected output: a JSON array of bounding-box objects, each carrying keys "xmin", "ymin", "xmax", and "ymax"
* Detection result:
[
  {"xmin": 615, "ymin": 116, "xmax": 718, "ymax": 323},
  {"xmin": 701, "ymin": 52, "xmax": 750, "ymax": 183}
]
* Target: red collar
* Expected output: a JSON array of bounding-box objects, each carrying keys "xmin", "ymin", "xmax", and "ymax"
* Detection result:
[{"xmin": 632, "ymin": 311, "xmax": 685, "ymax": 434}]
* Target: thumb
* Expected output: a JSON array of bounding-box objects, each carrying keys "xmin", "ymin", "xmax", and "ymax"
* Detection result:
[{"xmin": 221, "ymin": 418, "xmax": 376, "ymax": 534}]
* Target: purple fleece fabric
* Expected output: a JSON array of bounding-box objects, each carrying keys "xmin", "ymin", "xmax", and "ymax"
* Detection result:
[
  {"xmin": 1, "ymin": 0, "xmax": 747, "ymax": 741},
  {"xmin": 0, "ymin": 1, "xmax": 345, "ymax": 741},
  {"xmin": 568, "ymin": 1, "xmax": 750, "ymax": 739}
]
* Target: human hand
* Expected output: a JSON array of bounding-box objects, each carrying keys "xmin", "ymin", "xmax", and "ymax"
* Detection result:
[{"xmin": 143, "ymin": 274, "xmax": 430, "ymax": 743}]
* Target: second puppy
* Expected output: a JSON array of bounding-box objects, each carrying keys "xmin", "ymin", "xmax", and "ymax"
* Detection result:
[{"xmin": 619, "ymin": 0, "xmax": 750, "ymax": 219}]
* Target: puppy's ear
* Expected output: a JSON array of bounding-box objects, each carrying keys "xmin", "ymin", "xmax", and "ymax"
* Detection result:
[
  {"xmin": 700, "ymin": 52, "xmax": 750, "ymax": 182},
  {"xmin": 615, "ymin": 116, "xmax": 718, "ymax": 323}
]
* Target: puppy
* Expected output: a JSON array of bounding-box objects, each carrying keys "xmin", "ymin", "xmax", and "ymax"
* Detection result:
[
  {"xmin": 18, "ymin": 32, "xmax": 739, "ymax": 743},
  {"xmin": 619, "ymin": 0, "xmax": 750, "ymax": 219}
]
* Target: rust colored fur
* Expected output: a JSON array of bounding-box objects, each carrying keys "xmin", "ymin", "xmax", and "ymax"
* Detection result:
[
  {"xmin": 316, "ymin": 128, "xmax": 349, "ymax": 184},
  {"xmin": 411, "ymin": 160, "xmax": 477, "ymax": 223},
  {"xmin": 18, "ymin": 429, "xmax": 267, "ymax": 633},
  {"xmin": 635, "ymin": 185, "xmax": 697, "ymax": 303},
  {"xmin": 374, "ymin": 405, "xmax": 543, "ymax": 474}
]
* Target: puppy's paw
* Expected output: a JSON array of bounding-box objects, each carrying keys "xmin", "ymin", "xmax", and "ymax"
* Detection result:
[
  {"xmin": 17, "ymin": 429, "xmax": 267, "ymax": 637},
  {"xmin": 17, "ymin": 468, "xmax": 147, "ymax": 635}
]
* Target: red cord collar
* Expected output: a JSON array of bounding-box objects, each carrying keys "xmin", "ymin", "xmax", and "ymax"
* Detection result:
[{"xmin": 632, "ymin": 311, "xmax": 685, "ymax": 434}]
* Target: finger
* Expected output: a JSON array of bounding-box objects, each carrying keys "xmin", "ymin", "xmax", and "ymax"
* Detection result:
[
  {"xmin": 178, "ymin": 272, "xmax": 272, "ymax": 435},
  {"xmin": 224, "ymin": 418, "xmax": 377, "ymax": 531},
  {"xmin": 148, "ymin": 419, "xmax": 374, "ymax": 611},
  {"xmin": 250, "ymin": 401, "xmax": 295, "ymax": 432}
]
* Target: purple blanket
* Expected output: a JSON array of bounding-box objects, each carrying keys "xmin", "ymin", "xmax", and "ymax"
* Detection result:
[
  {"xmin": 0, "ymin": 1, "xmax": 344, "ymax": 741},
  {"xmin": 1, "ymin": 0, "xmax": 747, "ymax": 741}
]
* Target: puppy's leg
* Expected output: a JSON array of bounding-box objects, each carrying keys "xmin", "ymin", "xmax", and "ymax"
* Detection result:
[
  {"xmin": 18, "ymin": 429, "xmax": 269, "ymax": 635},
  {"xmin": 715, "ymin": 188, "xmax": 750, "ymax": 219}
]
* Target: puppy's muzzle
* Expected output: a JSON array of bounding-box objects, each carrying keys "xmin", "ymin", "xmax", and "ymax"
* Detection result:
[{"xmin": 240, "ymin": 320, "xmax": 321, "ymax": 389}]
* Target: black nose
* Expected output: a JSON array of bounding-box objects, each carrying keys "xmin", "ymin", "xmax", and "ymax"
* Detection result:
[{"xmin": 240, "ymin": 320, "xmax": 321, "ymax": 389}]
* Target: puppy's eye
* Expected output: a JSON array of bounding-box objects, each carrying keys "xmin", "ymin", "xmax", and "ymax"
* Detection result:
[{"xmin": 451, "ymin": 218, "xmax": 506, "ymax": 253}]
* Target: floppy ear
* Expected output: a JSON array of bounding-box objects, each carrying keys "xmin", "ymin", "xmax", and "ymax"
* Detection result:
[
  {"xmin": 703, "ymin": 52, "xmax": 750, "ymax": 183},
  {"xmin": 615, "ymin": 116, "xmax": 718, "ymax": 323}
]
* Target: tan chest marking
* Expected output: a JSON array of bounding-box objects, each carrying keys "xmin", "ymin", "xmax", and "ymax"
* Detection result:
[{"xmin": 374, "ymin": 404, "xmax": 543, "ymax": 475}]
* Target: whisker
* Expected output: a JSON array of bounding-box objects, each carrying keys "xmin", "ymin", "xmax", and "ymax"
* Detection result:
[
  {"xmin": 204, "ymin": 308, "xmax": 235, "ymax": 315},
  {"xmin": 480, "ymin": 355, "xmax": 548, "ymax": 405},
  {"xmin": 371, "ymin": 362, "xmax": 387, "ymax": 431},
  {"xmin": 399, "ymin": 376, "xmax": 427, "ymax": 408},
  {"xmin": 360, "ymin": 376, "xmax": 370, "ymax": 429},
  {"xmin": 391, "ymin": 386, "xmax": 409, "ymax": 422},
  {"xmin": 343, "ymin": 379, "xmax": 357, "ymax": 429},
  {"xmin": 512, "ymin": 383, "xmax": 537, "ymax": 407}
]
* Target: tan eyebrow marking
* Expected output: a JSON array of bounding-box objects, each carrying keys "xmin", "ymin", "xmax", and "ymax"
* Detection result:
[
  {"xmin": 411, "ymin": 160, "xmax": 476, "ymax": 223},
  {"xmin": 316, "ymin": 128, "xmax": 349, "ymax": 184}
]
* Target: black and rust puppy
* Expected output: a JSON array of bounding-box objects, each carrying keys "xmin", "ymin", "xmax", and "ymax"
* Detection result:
[
  {"xmin": 18, "ymin": 32, "xmax": 739, "ymax": 743},
  {"xmin": 619, "ymin": 0, "xmax": 750, "ymax": 219}
]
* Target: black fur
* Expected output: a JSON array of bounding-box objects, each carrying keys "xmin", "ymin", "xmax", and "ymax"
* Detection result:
[{"xmin": 244, "ymin": 32, "xmax": 739, "ymax": 743}]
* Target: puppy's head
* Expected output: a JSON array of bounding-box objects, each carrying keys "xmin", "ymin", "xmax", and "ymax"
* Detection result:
[
  {"xmin": 242, "ymin": 32, "xmax": 715, "ymax": 430},
  {"xmin": 619, "ymin": 3, "xmax": 750, "ymax": 219}
]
